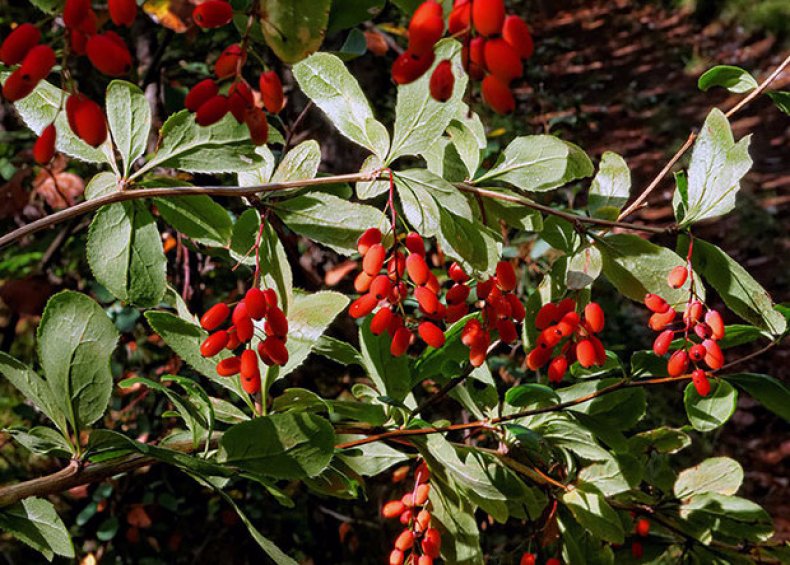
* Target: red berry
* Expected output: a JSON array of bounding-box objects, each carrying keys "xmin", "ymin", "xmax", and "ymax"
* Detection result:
[
  {"xmin": 503, "ymin": 15, "xmax": 534, "ymax": 59},
  {"xmin": 689, "ymin": 343, "xmax": 706, "ymax": 362},
  {"xmin": 652, "ymin": 329, "xmax": 674, "ymax": 356},
  {"xmin": 644, "ymin": 293, "xmax": 670, "ymax": 313},
  {"xmin": 446, "ymin": 284, "xmax": 470, "ymax": 305},
  {"xmin": 631, "ymin": 542, "xmax": 644, "ymax": 559},
  {"xmin": 109, "ymin": 0, "xmax": 138, "ymax": 26},
  {"xmin": 546, "ymin": 560, "xmax": 562, "ymax": 565},
  {"xmin": 1, "ymin": 24, "xmax": 41, "ymax": 65},
  {"xmin": 216, "ymin": 356, "xmax": 241, "ymax": 376},
  {"xmin": 350, "ymin": 293, "xmax": 378, "ymax": 319},
  {"xmin": 244, "ymin": 106, "xmax": 269, "ymax": 145},
  {"xmin": 576, "ymin": 338, "xmax": 597, "ymax": 368},
  {"xmin": 201, "ymin": 302, "xmax": 230, "ymax": 330},
  {"xmin": 33, "ymin": 123, "xmax": 56, "ymax": 165},
  {"xmin": 390, "ymin": 327, "xmax": 412, "ymax": 356},
  {"xmin": 200, "ymin": 330, "xmax": 229, "ymax": 357},
  {"xmin": 87, "ymin": 33, "xmax": 132, "ymax": 76},
  {"xmin": 418, "ymin": 321, "xmax": 445, "ymax": 348},
  {"xmin": 228, "ymin": 80, "xmax": 254, "ymax": 122},
  {"xmin": 684, "ymin": 301, "xmax": 703, "ymax": 326},
  {"xmin": 496, "ymin": 318, "xmax": 518, "ymax": 343},
  {"xmin": 382, "ymin": 500, "xmax": 406, "ymax": 519},
  {"xmin": 635, "ymin": 518, "xmax": 650, "ymax": 537},
  {"xmin": 196, "ymin": 95, "xmax": 229, "ymax": 126},
  {"xmin": 589, "ymin": 335, "xmax": 607, "ymax": 365},
  {"xmin": 358, "ymin": 227, "xmax": 382, "ymax": 255},
  {"xmin": 520, "ymin": 554, "xmax": 536, "ymax": 565},
  {"xmin": 414, "ymin": 483, "xmax": 430, "ymax": 505},
  {"xmin": 526, "ymin": 345, "xmax": 551, "ymax": 370},
  {"xmin": 692, "ymin": 368, "xmax": 711, "ymax": 397},
  {"xmin": 548, "ymin": 356, "xmax": 568, "ymax": 383},
  {"xmin": 370, "ymin": 308, "xmax": 394, "ymax": 335},
  {"xmin": 244, "ymin": 288, "xmax": 268, "ymax": 320},
  {"xmin": 240, "ymin": 370, "xmax": 261, "ymax": 394},
  {"xmin": 648, "ymin": 308, "xmax": 676, "ymax": 331},
  {"xmin": 363, "ymin": 243, "xmax": 386, "ymax": 275},
  {"xmin": 392, "ymin": 49, "xmax": 435, "ymax": 85},
  {"xmin": 461, "ymin": 36, "xmax": 487, "ymax": 80},
  {"xmin": 421, "ymin": 527, "xmax": 442, "ymax": 558},
  {"xmin": 667, "ymin": 265, "xmax": 688, "ymax": 289},
  {"xmin": 394, "ymin": 529, "xmax": 414, "ymax": 551},
  {"xmin": 481, "ymin": 74, "xmax": 515, "ymax": 115},
  {"xmin": 266, "ymin": 306, "xmax": 288, "ymax": 337},
  {"xmin": 66, "ymin": 94, "xmax": 107, "ymax": 147},
  {"xmin": 472, "ymin": 0, "xmax": 505, "ymax": 36},
  {"xmin": 507, "ymin": 294, "xmax": 526, "ymax": 322},
  {"xmin": 702, "ymin": 339, "xmax": 724, "ymax": 370},
  {"xmin": 63, "ymin": 0, "xmax": 91, "ymax": 28},
  {"xmin": 19, "ymin": 44, "xmax": 55, "ymax": 83},
  {"xmin": 389, "ymin": 549, "xmax": 405, "ymax": 565},
  {"xmin": 406, "ymin": 253, "xmax": 430, "ymax": 285},
  {"xmin": 495, "ymin": 261, "xmax": 517, "ymax": 292},
  {"xmin": 417, "ymin": 556, "xmax": 433, "ymax": 565},
  {"xmin": 448, "ymin": 261, "xmax": 469, "ymax": 283},
  {"xmin": 240, "ymin": 348, "xmax": 260, "ymax": 387},
  {"xmin": 415, "ymin": 508, "xmax": 431, "ymax": 530},
  {"xmin": 354, "ymin": 271, "xmax": 374, "ymax": 293},
  {"xmin": 235, "ymin": 315, "xmax": 254, "ymax": 343},
  {"xmin": 484, "ymin": 38, "xmax": 523, "ymax": 84},
  {"xmin": 259, "ymin": 70, "xmax": 284, "ymax": 114},
  {"xmin": 367, "ymin": 275, "xmax": 390, "ymax": 301},
  {"xmin": 535, "ymin": 302, "xmax": 560, "ymax": 329},
  {"xmin": 405, "ymin": 232, "xmax": 425, "ymax": 256},
  {"xmin": 448, "ymin": 1, "xmax": 471, "ymax": 36},
  {"xmin": 583, "ymin": 302, "xmax": 605, "ymax": 334},
  {"xmin": 185, "ymin": 79, "xmax": 219, "ymax": 112},
  {"xmin": 226, "ymin": 328, "xmax": 241, "ymax": 350},
  {"xmin": 261, "ymin": 337, "xmax": 288, "ymax": 366},
  {"xmin": 705, "ymin": 310, "xmax": 725, "ymax": 340},
  {"xmin": 193, "ymin": 0, "xmax": 233, "ymax": 28},
  {"xmin": 3, "ymin": 72, "xmax": 36, "ymax": 101},
  {"xmin": 214, "ymin": 44, "xmax": 245, "ymax": 79},
  {"xmin": 667, "ymin": 350, "xmax": 689, "ymax": 377},
  {"xmin": 415, "ymin": 286, "xmax": 440, "ymax": 315},
  {"xmin": 408, "ymin": 1, "xmax": 444, "ymax": 54}
]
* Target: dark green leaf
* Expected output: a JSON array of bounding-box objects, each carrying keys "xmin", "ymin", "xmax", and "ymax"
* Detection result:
[
  {"xmin": 105, "ymin": 81, "xmax": 151, "ymax": 177},
  {"xmin": 359, "ymin": 317, "xmax": 411, "ymax": 403},
  {"xmin": 561, "ymin": 484, "xmax": 625, "ymax": 544},
  {"xmin": 0, "ymin": 352, "xmax": 66, "ymax": 433},
  {"xmin": 725, "ymin": 373, "xmax": 790, "ymax": 422},
  {"xmin": 260, "ymin": 0, "xmax": 331, "ymax": 64},
  {"xmin": 5, "ymin": 427, "xmax": 72, "ymax": 457},
  {"xmin": 767, "ymin": 91, "xmax": 790, "ymax": 115},
  {"xmin": 588, "ymin": 151, "xmax": 631, "ymax": 219},
  {"xmin": 0, "ymin": 498, "xmax": 74, "ymax": 561},
  {"xmin": 684, "ymin": 379, "xmax": 737, "ymax": 432},
  {"xmin": 698, "ymin": 65, "xmax": 758, "ymax": 93},
  {"xmin": 154, "ymin": 195, "xmax": 233, "ymax": 247}
]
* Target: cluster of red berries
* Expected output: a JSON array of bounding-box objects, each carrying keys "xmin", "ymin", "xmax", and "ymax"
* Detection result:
[
  {"xmin": 198, "ymin": 287, "xmax": 288, "ymax": 395},
  {"xmin": 382, "ymin": 463, "xmax": 441, "ymax": 565},
  {"xmin": 350, "ymin": 229, "xmax": 449, "ymax": 356},
  {"xmin": 460, "ymin": 261, "xmax": 526, "ymax": 367},
  {"xmin": 391, "ymin": 0, "xmax": 534, "ymax": 114},
  {"xmin": 519, "ymin": 554, "xmax": 561, "ymax": 565},
  {"xmin": 525, "ymin": 298, "xmax": 607, "ymax": 382},
  {"xmin": 645, "ymin": 265, "xmax": 725, "ymax": 397},
  {"xmin": 629, "ymin": 517, "xmax": 650, "ymax": 559}
]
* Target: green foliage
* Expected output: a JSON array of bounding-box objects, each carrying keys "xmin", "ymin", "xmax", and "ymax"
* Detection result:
[
  {"xmin": 259, "ymin": 0, "xmax": 332, "ymax": 64},
  {"xmin": 0, "ymin": 498, "xmax": 74, "ymax": 561},
  {"xmin": 698, "ymin": 65, "xmax": 758, "ymax": 93}
]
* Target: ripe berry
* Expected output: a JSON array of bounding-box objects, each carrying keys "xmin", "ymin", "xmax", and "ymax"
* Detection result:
[
  {"xmin": 484, "ymin": 38, "xmax": 523, "ymax": 84},
  {"xmin": 244, "ymin": 288, "xmax": 268, "ymax": 320},
  {"xmin": 350, "ymin": 293, "xmax": 378, "ymax": 319},
  {"xmin": 705, "ymin": 310, "xmax": 725, "ymax": 340},
  {"xmin": 576, "ymin": 338, "xmax": 597, "ymax": 368},
  {"xmin": 535, "ymin": 302, "xmax": 560, "ymax": 329},
  {"xmin": 259, "ymin": 70, "xmax": 284, "ymax": 114},
  {"xmin": 631, "ymin": 542, "xmax": 644, "ymax": 559},
  {"xmin": 496, "ymin": 319, "xmax": 518, "ymax": 343},
  {"xmin": 390, "ymin": 327, "xmax": 412, "ymax": 356},
  {"xmin": 368, "ymin": 308, "xmax": 392, "ymax": 335},
  {"xmin": 226, "ymin": 328, "xmax": 241, "ymax": 350},
  {"xmin": 240, "ymin": 348, "xmax": 260, "ymax": 383},
  {"xmin": 461, "ymin": 36, "xmax": 487, "ymax": 80},
  {"xmin": 363, "ymin": 243, "xmax": 386, "ymax": 275},
  {"xmin": 428, "ymin": 59, "xmax": 455, "ymax": 103},
  {"xmin": 417, "ymin": 556, "xmax": 433, "ymax": 565},
  {"xmin": 185, "ymin": 79, "xmax": 219, "ymax": 112},
  {"xmin": 520, "ymin": 554, "xmax": 536, "ymax": 565},
  {"xmin": 446, "ymin": 284, "xmax": 470, "ymax": 305},
  {"xmin": 240, "ymin": 370, "xmax": 261, "ymax": 394},
  {"xmin": 66, "ymin": 94, "xmax": 108, "ymax": 147},
  {"xmin": 392, "ymin": 49, "xmax": 435, "ymax": 85},
  {"xmin": 495, "ymin": 261, "xmax": 517, "ymax": 292},
  {"xmin": 358, "ymin": 227, "xmax": 382, "ymax": 255},
  {"xmin": 408, "ymin": 1, "xmax": 444, "ymax": 55},
  {"xmin": 635, "ymin": 518, "xmax": 650, "ymax": 537},
  {"xmin": 196, "ymin": 95, "xmax": 229, "ymax": 126},
  {"xmin": 667, "ymin": 265, "xmax": 688, "ymax": 289},
  {"xmin": 389, "ymin": 549, "xmax": 405, "ymax": 565},
  {"xmin": 406, "ymin": 253, "xmax": 430, "ymax": 285},
  {"xmin": 201, "ymin": 302, "xmax": 230, "ymax": 330},
  {"xmin": 419, "ymin": 321, "xmax": 445, "ymax": 348},
  {"xmin": 214, "ymin": 44, "xmax": 245, "ymax": 79},
  {"xmin": 448, "ymin": 1, "xmax": 471, "ymax": 36},
  {"xmin": 63, "ymin": 0, "xmax": 91, "ymax": 28},
  {"xmin": 503, "ymin": 15, "xmax": 534, "ymax": 59},
  {"xmin": 526, "ymin": 345, "xmax": 551, "ymax": 370},
  {"xmin": 109, "ymin": 0, "xmax": 138, "ymax": 26},
  {"xmin": 702, "ymin": 339, "xmax": 723, "ymax": 370},
  {"xmin": 583, "ymin": 302, "xmax": 605, "ymax": 334},
  {"xmin": 382, "ymin": 500, "xmax": 406, "ymax": 519},
  {"xmin": 216, "ymin": 356, "xmax": 241, "ymax": 376},
  {"xmin": 415, "ymin": 508, "xmax": 431, "ymax": 531},
  {"xmin": 1, "ymin": 24, "xmax": 41, "ymax": 65},
  {"xmin": 261, "ymin": 337, "xmax": 288, "ymax": 366},
  {"xmin": 33, "ymin": 124, "xmax": 56, "ymax": 165},
  {"xmin": 394, "ymin": 529, "xmax": 414, "ymax": 551},
  {"xmin": 472, "ymin": 0, "xmax": 505, "ymax": 36},
  {"xmin": 692, "ymin": 368, "xmax": 711, "ymax": 397},
  {"xmin": 481, "ymin": 75, "xmax": 515, "ymax": 115},
  {"xmin": 689, "ymin": 343, "xmax": 706, "ymax": 362},
  {"xmin": 644, "ymin": 293, "xmax": 670, "ymax": 313},
  {"xmin": 448, "ymin": 261, "xmax": 469, "ymax": 283},
  {"xmin": 228, "ymin": 80, "xmax": 254, "ymax": 122},
  {"xmin": 548, "ymin": 356, "xmax": 568, "ymax": 383},
  {"xmin": 648, "ymin": 308, "xmax": 676, "ymax": 331},
  {"xmin": 201, "ymin": 330, "xmax": 229, "ymax": 357},
  {"xmin": 193, "ymin": 0, "xmax": 233, "ymax": 28},
  {"xmin": 421, "ymin": 527, "xmax": 441, "ymax": 558},
  {"xmin": 235, "ymin": 316, "xmax": 254, "ymax": 343},
  {"xmin": 507, "ymin": 294, "xmax": 526, "ymax": 321},
  {"xmin": 267, "ymin": 306, "xmax": 288, "ymax": 337},
  {"xmin": 652, "ymin": 329, "xmax": 674, "ymax": 356},
  {"xmin": 414, "ymin": 483, "xmax": 430, "ymax": 504},
  {"xmin": 245, "ymin": 106, "xmax": 269, "ymax": 145},
  {"xmin": 20, "ymin": 44, "xmax": 55, "ymax": 84},
  {"xmin": 684, "ymin": 301, "xmax": 703, "ymax": 326},
  {"xmin": 87, "ymin": 33, "xmax": 132, "ymax": 76},
  {"xmin": 667, "ymin": 349, "xmax": 689, "ymax": 377},
  {"xmin": 415, "ymin": 286, "xmax": 440, "ymax": 315}
]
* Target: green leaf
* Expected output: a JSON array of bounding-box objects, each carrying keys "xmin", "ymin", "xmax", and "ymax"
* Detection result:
[
  {"xmin": 678, "ymin": 236, "xmax": 786, "ymax": 335},
  {"xmin": 680, "ymin": 493, "xmax": 773, "ymax": 543},
  {"xmin": 314, "ymin": 336, "xmax": 365, "ymax": 367},
  {"xmin": 566, "ymin": 245, "xmax": 603, "ymax": 290},
  {"xmin": 476, "ymin": 135, "xmax": 593, "ymax": 191},
  {"xmin": 154, "ymin": 195, "xmax": 233, "ymax": 247},
  {"xmin": 272, "ymin": 193, "xmax": 388, "ymax": 255},
  {"xmin": 0, "ymin": 498, "xmax": 74, "ymax": 561},
  {"xmin": 327, "ymin": 0, "xmax": 384, "ymax": 34},
  {"xmin": 85, "ymin": 172, "xmax": 117, "ymax": 200},
  {"xmin": 218, "ymin": 413, "xmax": 334, "ymax": 479},
  {"xmin": 698, "ymin": 65, "xmax": 758, "ymax": 93},
  {"xmin": 237, "ymin": 144, "xmax": 277, "ymax": 186},
  {"xmin": 767, "ymin": 91, "xmax": 790, "ymax": 115},
  {"xmin": 556, "ymin": 379, "xmax": 645, "ymax": 430},
  {"xmin": 389, "ymin": 39, "xmax": 469, "ymax": 162},
  {"xmin": 355, "ymin": 154, "xmax": 389, "ymax": 199},
  {"xmin": 561, "ymin": 485, "xmax": 625, "ymax": 544},
  {"xmin": 260, "ymin": 0, "xmax": 331, "ymax": 64},
  {"xmin": 0, "ymin": 352, "xmax": 66, "ymax": 433},
  {"xmin": 677, "ymin": 108, "xmax": 752, "ymax": 225},
  {"xmin": 229, "ymin": 208, "xmax": 264, "ymax": 267},
  {"xmin": 359, "ymin": 317, "xmax": 411, "ymax": 403},
  {"xmin": 588, "ymin": 151, "xmax": 631, "ymax": 219},
  {"xmin": 627, "ymin": 426, "xmax": 691, "ymax": 455},
  {"xmin": 106, "ymin": 81, "xmax": 151, "ymax": 177},
  {"xmin": 725, "ymin": 373, "xmax": 790, "ymax": 422},
  {"xmin": 2, "ymin": 75, "xmax": 114, "ymax": 166},
  {"xmin": 579, "ymin": 455, "xmax": 642, "ymax": 496},
  {"xmin": 293, "ymin": 53, "xmax": 389, "ymax": 158},
  {"xmin": 684, "ymin": 379, "xmax": 737, "ymax": 432},
  {"xmin": 336, "ymin": 436, "xmax": 408, "ymax": 476},
  {"xmin": 144, "ymin": 311, "xmax": 249, "ymax": 403},
  {"xmin": 37, "ymin": 291, "xmax": 119, "ymax": 429},
  {"xmin": 395, "ymin": 168, "xmax": 472, "ymax": 237},
  {"xmin": 87, "ymin": 202, "xmax": 167, "ymax": 307},
  {"xmin": 271, "ymin": 140, "xmax": 321, "ymax": 183},
  {"xmin": 5, "ymin": 427, "xmax": 72, "ymax": 457},
  {"xmin": 135, "ymin": 111, "xmax": 262, "ymax": 177},
  {"xmin": 447, "ymin": 107, "xmax": 487, "ymax": 178},
  {"xmin": 259, "ymin": 221, "xmax": 294, "ymax": 314},
  {"xmin": 674, "ymin": 457, "xmax": 743, "ymax": 499},
  {"xmin": 428, "ymin": 483, "xmax": 485, "ymax": 565},
  {"xmin": 437, "ymin": 209, "xmax": 499, "ymax": 275},
  {"xmin": 27, "ymin": 0, "xmax": 60, "ymax": 14},
  {"xmin": 598, "ymin": 234, "xmax": 700, "ymax": 306}
]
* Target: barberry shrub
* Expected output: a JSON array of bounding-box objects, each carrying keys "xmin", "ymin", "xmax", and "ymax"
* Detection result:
[{"xmin": 0, "ymin": 1, "xmax": 789, "ymax": 563}]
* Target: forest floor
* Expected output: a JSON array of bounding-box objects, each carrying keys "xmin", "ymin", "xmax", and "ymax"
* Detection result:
[{"xmin": 526, "ymin": 0, "xmax": 790, "ymax": 541}]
